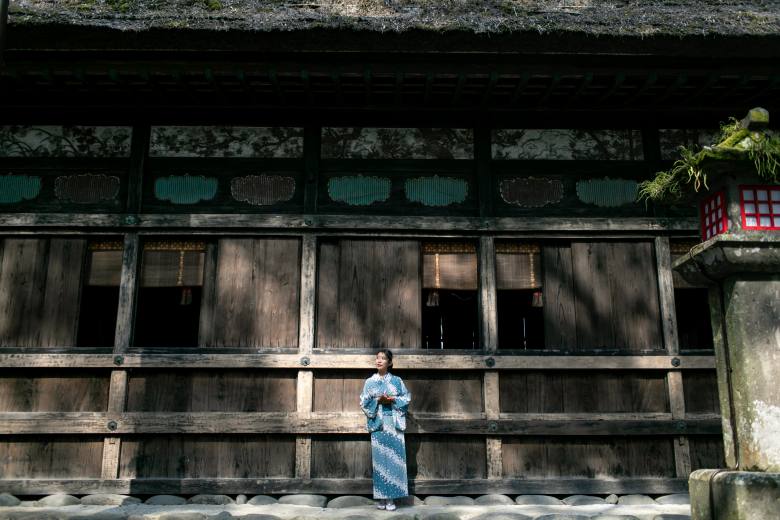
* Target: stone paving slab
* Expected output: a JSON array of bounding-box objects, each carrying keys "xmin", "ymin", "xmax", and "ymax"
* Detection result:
[{"xmin": 0, "ymin": 502, "xmax": 692, "ymax": 520}]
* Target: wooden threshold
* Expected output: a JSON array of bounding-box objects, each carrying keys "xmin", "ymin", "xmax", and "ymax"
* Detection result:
[{"xmin": 0, "ymin": 477, "xmax": 690, "ymax": 495}]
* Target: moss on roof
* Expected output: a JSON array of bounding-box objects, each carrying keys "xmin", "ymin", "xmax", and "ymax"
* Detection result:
[{"xmin": 9, "ymin": 0, "xmax": 780, "ymax": 36}]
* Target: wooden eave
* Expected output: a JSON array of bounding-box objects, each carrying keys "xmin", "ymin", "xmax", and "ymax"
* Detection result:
[{"xmin": 2, "ymin": 27, "xmax": 780, "ymax": 125}]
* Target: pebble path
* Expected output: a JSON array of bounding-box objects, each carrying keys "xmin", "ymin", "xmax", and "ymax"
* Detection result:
[{"xmin": 0, "ymin": 493, "xmax": 692, "ymax": 520}]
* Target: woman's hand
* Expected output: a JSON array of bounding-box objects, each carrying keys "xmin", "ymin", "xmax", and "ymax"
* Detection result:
[{"xmin": 378, "ymin": 394, "xmax": 396, "ymax": 405}]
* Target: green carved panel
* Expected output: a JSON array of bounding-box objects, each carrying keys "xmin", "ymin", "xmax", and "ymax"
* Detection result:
[
  {"xmin": 328, "ymin": 176, "xmax": 391, "ymax": 206},
  {"xmin": 576, "ymin": 177, "xmax": 639, "ymax": 207},
  {"xmin": 230, "ymin": 174, "xmax": 296, "ymax": 206},
  {"xmin": 500, "ymin": 177, "xmax": 564, "ymax": 208},
  {"xmin": 55, "ymin": 174, "xmax": 121, "ymax": 204},
  {"xmin": 154, "ymin": 175, "xmax": 218, "ymax": 204},
  {"xmin": 0, "ymin": 175, "xmax": 42, "ymax": 203},
  {"xmin": 405, "ymin": 176, "xmax": 469, "ymax": 207}
]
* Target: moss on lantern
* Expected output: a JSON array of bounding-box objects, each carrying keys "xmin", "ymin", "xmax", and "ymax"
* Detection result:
[{"xmin": 639, "ymin": 108, "xmax": 780, "ymax": 202}]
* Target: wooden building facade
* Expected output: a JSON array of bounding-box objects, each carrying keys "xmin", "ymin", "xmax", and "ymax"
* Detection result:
[{"xmin": 1, "ymin": 0, "xmax": 779, "ymax": 497}]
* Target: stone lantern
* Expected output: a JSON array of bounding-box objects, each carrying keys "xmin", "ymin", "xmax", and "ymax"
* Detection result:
[{"xmin": 673, "ymin": 109, "xmax": 779, "ymax": 520}]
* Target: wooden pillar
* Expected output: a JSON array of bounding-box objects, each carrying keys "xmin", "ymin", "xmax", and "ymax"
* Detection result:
[
  {"xmin": 101, "ymin": 232, "xmax": 141, "ymax": 480},
  {"xmin": 479, "ymin": 236, "xmax": 498, "ymax": 352},
  {"xmin": 296, "ymin": 234, "xmax": 317, "ymax": 479},
  {"xmin": 655, "ymin": 236, "xmax": 691, "ymax": 477},
  {"xmin": 479, "ymin": 235, "xmax": 501, "ymax": 479}
]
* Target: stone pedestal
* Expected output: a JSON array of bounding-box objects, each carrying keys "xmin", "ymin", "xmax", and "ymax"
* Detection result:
[{"xmin": 674, "ymin": 237, "xmax": 780, "ymax": 520}]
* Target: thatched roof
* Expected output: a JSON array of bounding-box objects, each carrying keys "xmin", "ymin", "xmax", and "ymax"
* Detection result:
[{"xmin": 9, "ymin": 1, "xmax": 780, "ymax": 37}]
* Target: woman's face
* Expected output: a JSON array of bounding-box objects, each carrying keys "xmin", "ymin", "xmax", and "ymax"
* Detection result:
[{"xmin": 375, "ymin": 352, "xmax": 391, "ymax": 372}]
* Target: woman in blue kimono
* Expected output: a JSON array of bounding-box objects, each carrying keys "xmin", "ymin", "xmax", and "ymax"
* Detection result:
[{"xmin": 359, "ymin": 349, "xmax": 411, "ymax": 511}]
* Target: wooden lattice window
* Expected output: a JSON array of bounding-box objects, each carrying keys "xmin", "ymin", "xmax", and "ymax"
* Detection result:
[
  {"xmin": 422, "ymin": 242, "xmax": 479, "ymax": 349},
  {"xmin": 134, "ymin": 240, "xmax": 207, "ymax": 349},
  {"xmin": 495, "ymin": 242, "xmax": 544, "ymax": 350}
]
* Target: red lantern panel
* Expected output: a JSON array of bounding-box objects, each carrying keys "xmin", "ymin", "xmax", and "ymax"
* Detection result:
[
  {"xmin": 700, "ymin": 191, "xmax": 728, "ymax": 240},
  {"xmin": 740, "ymin": 185, "xmax": 780, "ymax": 230}
]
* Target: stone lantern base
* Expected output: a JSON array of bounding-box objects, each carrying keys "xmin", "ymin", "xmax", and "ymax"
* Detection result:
[
  {"xmin": 690, "ymin": 469, "xmax": 780, "ymax": 520},
  {"xmin": 674, "ymin": 237, "xmax": 780, "ymax": 520}
]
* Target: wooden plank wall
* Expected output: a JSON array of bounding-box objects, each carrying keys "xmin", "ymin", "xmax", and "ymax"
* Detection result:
[{"xmin": 0, "ymin": 234, "xmax": 721, "ymax": 495}]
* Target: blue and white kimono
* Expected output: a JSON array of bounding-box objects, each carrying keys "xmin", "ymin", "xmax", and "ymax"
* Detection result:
[{"xmin": 359, "ymin": 372, "xmax": 411, "ymax": 499}]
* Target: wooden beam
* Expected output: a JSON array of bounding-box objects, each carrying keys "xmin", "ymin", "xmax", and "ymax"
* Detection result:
[
  {"xmin": 113, "ymin": 233, "xmax": 140, "ymax": 354},
  {"xmin": 597, "ymin": 72, "xmax": 626, "ymax": 104},
  {"xmin": 0, "ymin": 477, "xmax": 689, "ymax": 495},
  {"xmin": 668, "ymin": 371, "xmax": 692, "ymax": 478},
  {"xmin": 452, "ymin": 72, "xmax": 466, "ymax": 106},
  {"xmin": 298, "ymin": 235, "xmax": 317, "ymax": 355},
  {"xmin": 484, "ymin": 371, "xmax": 502, "ymax": 479},
  {"xmin": 0, "ymin": 412, "xmax": 721, "ymax": 435},
  {"xmin": 479, "ymin": 237, "xmax": 498, "ymax": 352},
  {"xmin": 568, "ymin": 72, "xmax": 593, "ymax": 104},
  {"xmin": 510, "ymin": 72, "xmax": 531, "ymax": 106},
  {"xmin": 106, "ymin": 370, "xmax": 128, "ymax": 413},
  {"xmin": 624, "ymin": 72, "xmax": 658, "ymax": 106},
  {"xmin": 303, "ymin": 127, "xmax": 320, "ymax": 214},
  {"xmin": 708, "ymin": 286, "xmax": 737, "ymax": 468},
  {"xmin": 0, "ymin": 353, "xmax": 716, "ymax": 370},
  {"xmin": 655, "ymin": 236, "xmax": 680, "ymax": 355},
  {"xmin": 656, "ymin": 73, "xmax": 688, "ymax": 105},
  {"xmin": 656, "ymin": 237, "xmax": 692, "ymax": 477},
  {"xmin": 538, "ymin": 73, "xmax": 561, "ymax": 106},
  {"xmin": 295, "ymin": 370, "xmax": 313, "ymax": 479},
  {"xmin": 100, "ymin": 437, "xmax": 121, "ymax": 480},
  {"xmin": 481, "ymin": 71, "xmax": 499, "ymax": 107},
  {"xmin": 0, "ymin": 213, "xmax": 700, "ymax": 232}
]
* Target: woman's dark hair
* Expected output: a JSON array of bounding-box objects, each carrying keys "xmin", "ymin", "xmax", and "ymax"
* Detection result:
[{"xmin": 377, "ymin": 349, "xmax": 393, "ymax": 369}]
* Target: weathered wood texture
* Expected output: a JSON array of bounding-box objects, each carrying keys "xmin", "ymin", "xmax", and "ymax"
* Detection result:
[
  {"xmin": 102, "ymin": 437, "xmax": 121, "ymax": 479},
  {"xmin": 114, "ymin": 233, "xmax": 139, "ymax": 353},
  {"xmin": 0, "ymin": 412, "xmax": 719, "ymax": 435},
  {"xmin": 683, "ymin": 371, "xmax": 721, "ymax": 413},
  {"xmin": 0, "ymin": 437, "xmax": 104, "ymax": 478},
  {"xmin": 313, "ymin": 371, "xmax": 484, "ymax": 413},
  {"xmin": 0, "ymin": 477, "xmax": 690, "ymax": 495},
  {"xmin": 0, "ymin": 213, "xmax": 699, "ymax": 232},
  {"xmin": 499, "ymin": 371, "xmax": 668, "ymax": 413},
  {"xmin": 0, "ymin": 239, "xmax": 86, "ymax": 348},
  {"xmin": 478, "ymin": 237, "xmax": 498, "ymax": 351},
  {"xmin": 298, "ymin": 235, "xmax": 317, "ymax": 354},
  {"xmin": 655, "ymin": 236, "xmax": 680, "ymax": 354},
  {"xmin": 689, "ymin": 436, "xmax": 726, "ymax": 470},
  {"xmin": 543, "ymin": 241, "xmax": 662, "ymax": 351},
  {"xmin": 119, "ymin": 435, "xmax": 296, "ymax": 478},
  {"xmin": 0, "ymin": 370, "xmax": 109, "ymax": 411},
  {"xmin": 126, "ymin": 370, "xmax": 297, "ymax": 411},
  {"xmin": 317, "ymin": 240, "xmax": 421, "ymax": 349},
  {"xmin": 0, "ymin": 353, "xmax": 715, "ymax": 369},
  {"xmin": 409, "ymin": 436, "xmax": 487, "ymax": 479},
  {"xmin": 200, "ymin": 238, "xmax": 301, "ymax": 348},
  {"xmin": 502, "ymin": 437, "xmax": 676, "ymax": 478},
  {"xmin": 312, "ymin": 437, "xmax": 372, "ymax": 478}
]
